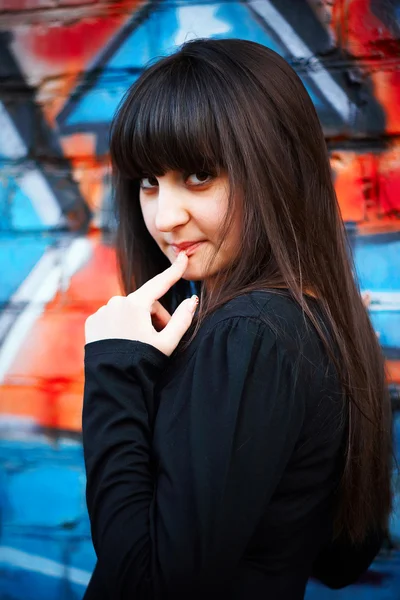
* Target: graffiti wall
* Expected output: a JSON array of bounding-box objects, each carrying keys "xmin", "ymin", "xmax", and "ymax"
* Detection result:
[{"xmin": 0, "ymin": 1, "xmax": 399, "ymax": 598}]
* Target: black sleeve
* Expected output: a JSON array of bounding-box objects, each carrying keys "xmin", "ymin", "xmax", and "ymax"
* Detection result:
[
  {"xmin": 312, "ymin": 528, "xmax": 384, "ymax": 589},
  {"xmin": 82, "ymin": 318, "xmax": 305, "ymax": 599}
]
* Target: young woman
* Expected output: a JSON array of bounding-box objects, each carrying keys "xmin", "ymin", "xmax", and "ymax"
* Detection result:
[{"xmin": 82, "ymin": 38, "xmax": 392, "ymax": 599}]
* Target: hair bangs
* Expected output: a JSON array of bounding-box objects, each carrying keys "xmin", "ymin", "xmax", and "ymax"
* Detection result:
[{"xmin": 110, "ymin": 57, "xmax": 226, "ymax": 180}]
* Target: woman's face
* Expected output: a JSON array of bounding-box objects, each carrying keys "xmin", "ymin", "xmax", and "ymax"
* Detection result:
[{"xmin": 139, "ymin": 170, "xmax": 241, "ymax": 281}]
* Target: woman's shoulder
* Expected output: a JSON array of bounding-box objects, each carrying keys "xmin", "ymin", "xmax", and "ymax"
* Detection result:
[
  {"xmin": 169, "ymin": 291, "xmax": 340, "ymax": 403},
  {"xmin": 186, "ymin": 290, "xmax": 325, "ymax": 359},
  {"xmin": 168, "ymin": 291, "xmax": 339, "ymax": 402},
  {"xmin": 200, "ymin": 290, "xmax": 320, "ymax": 336}
]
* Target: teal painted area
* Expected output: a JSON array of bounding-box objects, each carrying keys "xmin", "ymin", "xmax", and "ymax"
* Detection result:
[
  {"xmin": 6, "ymin": 465, "xmax": 85, "ymax": 528},
  {"xmin": 0, "ymin": 170, "xmax": 56, "ymax": 304},
  {"xmin": 0, "ymin": 234, "xmax": 52, "ymax": 303},
  {"xmin": 354, "ymin": 235, "xmax": 400, "ymax": 351},
  {"xmin": 66, "ymin": 2, "xmax": 321, "ymax": 127},
  {"xmin": 354, "ymin": 236, "xmax": 400, "ymax": 293},
  {"xmin": 0, "ymin": 177, "xmax": 43, "ymax": 232},
  {"xmin": 0, "ymin": 438, "xmax": 96, "ymax": 599},
  {"xmin": 369, "ymin": 312, "xmax": 400, "ymax": 350},
  {"xmin": 0, "ymin": 413, "xmax": 399, "ymax": 599}
]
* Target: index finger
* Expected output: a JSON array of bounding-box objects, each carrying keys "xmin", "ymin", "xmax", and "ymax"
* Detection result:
[{"xmin": 132, "ymin": 252, "xmax": 188, "ymax": 305}]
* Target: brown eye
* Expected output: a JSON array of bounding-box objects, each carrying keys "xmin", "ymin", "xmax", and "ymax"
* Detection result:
[
  {"xmin": 140, "ymin": 176, "xmax": 158, "ymax": 189},
  {"xmin": 186, "ymin": 172, "xmax": 212, "ymax": 186}
]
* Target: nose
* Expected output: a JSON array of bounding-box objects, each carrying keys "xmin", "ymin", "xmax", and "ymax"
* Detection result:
[{"xmin": 154, "ymin": 185, "xmax": 190, "ymax": 232}]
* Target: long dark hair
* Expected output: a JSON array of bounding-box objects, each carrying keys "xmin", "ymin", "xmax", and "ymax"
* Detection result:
[{"xmin": 109, "ymin": 38, "xmax": 392, "ymax": 543}]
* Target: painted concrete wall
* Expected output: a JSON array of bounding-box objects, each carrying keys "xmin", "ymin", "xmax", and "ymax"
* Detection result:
[{"xmin": 0, "ymin": 1, "xmax": 399, "ymax": 598}]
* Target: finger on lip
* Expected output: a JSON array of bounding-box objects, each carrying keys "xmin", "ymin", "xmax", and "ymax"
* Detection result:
[
  {"xmin": 132, "ymin": 252, "xmax": 188, "ymax": 306},
  {"xmin": 175, "ymin": 251, "xmax": 188, "ymax": 264}
]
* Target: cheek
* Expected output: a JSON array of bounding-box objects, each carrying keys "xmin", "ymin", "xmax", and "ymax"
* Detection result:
[
  {"xmin": 197, "ymin": 210, "xmax": 220, "ymax": 235},
  {"xmin": 213, "ymin": 200, "xmax": 242, "ymax": 254},
  {"xmin": 200, "ymin": 191, "xmax": 238, "ymax": 243},
  {"xmin": 196, "ymin": 194, "xmax": 229, "ymax": 236}
]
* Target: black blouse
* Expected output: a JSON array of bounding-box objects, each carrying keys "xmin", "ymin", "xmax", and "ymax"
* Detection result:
[{"xmin": 82, "ymin": 291, "xmax": 382, "ymax": 600}]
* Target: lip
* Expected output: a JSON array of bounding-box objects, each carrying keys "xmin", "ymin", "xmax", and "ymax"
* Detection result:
[{"xmin": 170, "ymin": 241, "xmax": 205, "ymax": 256}]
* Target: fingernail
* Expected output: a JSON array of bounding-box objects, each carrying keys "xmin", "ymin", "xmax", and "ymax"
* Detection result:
[
  {"xmin": 176, "ymin": 251, "xmax": 187, "ymax": 263},
  {"xmin": 188, "ymin": 295, "xmax": 199, "ymax": 313}
]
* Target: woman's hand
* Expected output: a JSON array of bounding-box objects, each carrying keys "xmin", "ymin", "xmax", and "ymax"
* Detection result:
[{"xmin": 85, "ymin": 252, "xmax": 198, "ymax": 356}]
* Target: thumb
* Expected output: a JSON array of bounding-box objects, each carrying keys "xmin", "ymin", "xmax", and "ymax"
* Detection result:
[{"xmin": 157, "ymin": 295, "xmax": 199, "ymax": 355}]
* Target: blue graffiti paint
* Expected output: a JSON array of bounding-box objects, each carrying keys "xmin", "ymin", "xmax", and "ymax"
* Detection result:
[
  {"xmin": 62, "ymin": 2, "xmax": 322, "ymax": 132},
  {"xmin": 0, "ymin": 236, "xmax": 50, "ymax": 303},
  {"xmin": 0, "ymin": 178, "xmax": 46, "ymax": 232},
  {"xmin": 355, "ymin": 235, "xmax": 400, "ymax": 292},
  {"xmin": 0, "ymin": 414, "xmax": 399, "ymax": 599}
]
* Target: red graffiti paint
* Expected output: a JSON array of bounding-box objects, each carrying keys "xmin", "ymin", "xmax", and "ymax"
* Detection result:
[
  {"xmin": 13, "ymin": 1, "xmax": 142, "ymax": 65},
  {"xmin": 332, "ymin": 0, "xmax": 400, "ymax": 133}
]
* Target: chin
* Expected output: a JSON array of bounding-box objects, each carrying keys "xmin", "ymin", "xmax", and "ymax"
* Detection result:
[{"xmin": 181, "ymin": 269, "xmax": 205, "ymax": 282}]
